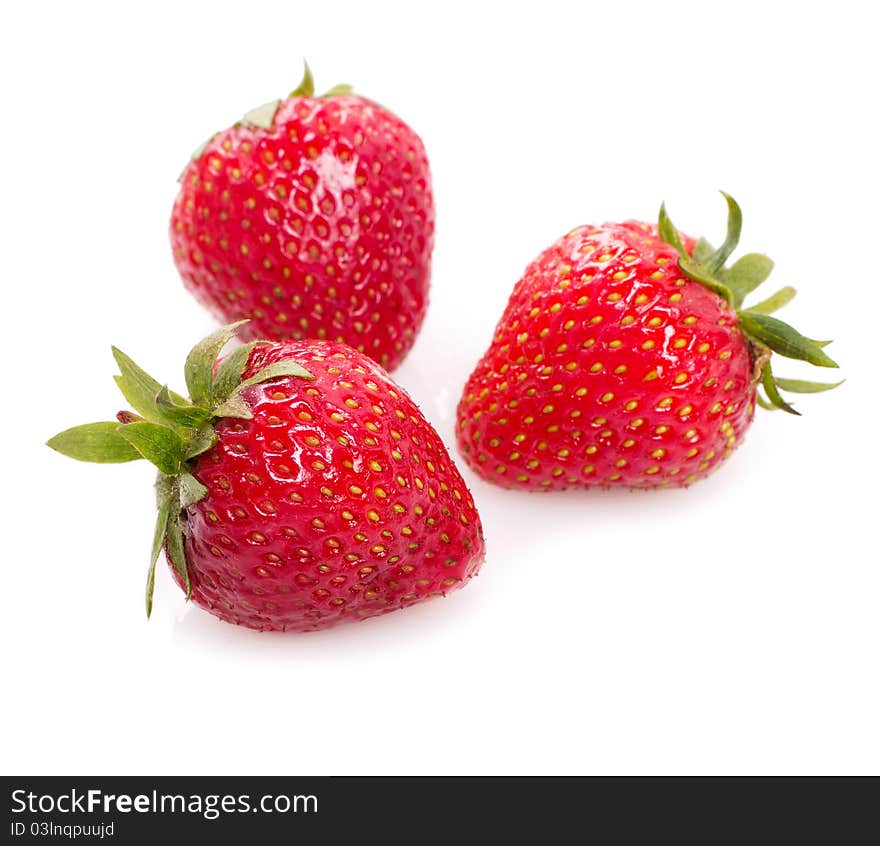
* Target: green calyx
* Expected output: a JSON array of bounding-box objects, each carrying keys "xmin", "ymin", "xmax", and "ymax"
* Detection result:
[
  {"xmin": 239, "ymin": 60, "xmax": 354, "ymax": 132},
  {"xmin": 658, "ymin": 193, "xmax": 842, "ymax": 414},
  {"xmin": 46, "ymin": 322, "xmax": 313, "ymax": 617}
]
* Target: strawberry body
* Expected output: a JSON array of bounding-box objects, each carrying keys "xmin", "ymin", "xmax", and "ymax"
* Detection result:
[
  {"xmin": 174, "ymin": 341, "xmax": 483, "ymax": 631},
  {"xmin": 457, "ymin": 221, "xmax": 757, "ymax": 490},
  {"xmin": 170, "ymin": 93, "xmax": 434, "ymax": 371}
]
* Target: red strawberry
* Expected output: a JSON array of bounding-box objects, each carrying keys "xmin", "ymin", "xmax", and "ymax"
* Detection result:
[
  {"xmin": 48, "ymin": 324, "xmax": 484, "ymax": 632},
  {"xmin": 170, "ymin": 64, "xmax": 434, "ymax": 371},
  {"xmin": 457, "ymin": 195, "xmax": 841, "ymax": 490}
]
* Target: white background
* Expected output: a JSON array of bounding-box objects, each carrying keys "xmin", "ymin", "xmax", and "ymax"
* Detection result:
[{"xmin": 2, "ymin": 0, "xmax": 877, "ymax": 775}]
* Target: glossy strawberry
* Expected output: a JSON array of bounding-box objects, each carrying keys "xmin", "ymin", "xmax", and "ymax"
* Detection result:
[
  {"xmin": 457, "ymin": 195, "xmax": 841, "ymax": 490},
  {"xmin": 48, "ymin": 324, "xmax": 484, "ymax": 632},
  {"xmin": 170, "ymin": 64, "xmax": 434, "ymax": 371}
]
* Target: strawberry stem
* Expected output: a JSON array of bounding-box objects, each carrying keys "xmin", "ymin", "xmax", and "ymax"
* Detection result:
[{"xmin": 657, "ymin": 193, "xmax": 842, "ymax": 413}]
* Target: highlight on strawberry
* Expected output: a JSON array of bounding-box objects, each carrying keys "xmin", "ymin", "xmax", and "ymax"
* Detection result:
[
  {"xmin": 170, "ymin": 62, "xmax": 435, "ymax": 371},
  {"xmin": 457, "ymin": 194, "xmax": 841, "ymax": 490},
  {"xmin": 48, "ymin": 323, "xmax": 485, "ymax": 631}
]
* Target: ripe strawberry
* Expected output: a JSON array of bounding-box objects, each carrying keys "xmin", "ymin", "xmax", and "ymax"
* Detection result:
[
  {"xmin": 170, "ymin": 64, "xmax": 434, "ymax": 371},
  {"xmin": 48, "ymin": 324, "xmax": 484, "ymax": 632},
  {"xmin": 457, "ymin": 195, "xmax": 841, "ymax": 490}
]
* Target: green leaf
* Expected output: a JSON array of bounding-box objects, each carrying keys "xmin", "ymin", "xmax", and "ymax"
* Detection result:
[
  {"xmin": 182, "ymin": 428, "xmax": 218, "ymax": 459},
  {"xmin": 322, "ymin": 84, "xmax": 353, "ymax": 96},
  {"xmin": 724, "ymin": 253, "xmax": 775, "ymax": 307},
  {"xmin": 678, "ymin": 257, "xmax": 734, "ymax": 305},
  {"xmin": 112, "ymin": 347, "xmax": 188, "ymax": 424},
  {"xmin": 738, "ymin": 312, "xmax": 839, "ymax": 368},
  {"xmin": 692, "ymin": 238, "xmax": 716, "ymax": 264},
  {"xmin": 145, "ymin": 549, "xmax": 159, "ymax": 619},
  {"xmin": 807, "ymin": 338, "xmax": 833, "ymax": 348},
  {"xmin": 761, "ymin": 360, "xmax": 800, "ymax": 415},
  {"xmin": 212, "ymin": 341, "xmax": 258, "ymax": 404},
  {"xmin": 242, "ymin": 100, "xmax": 281, "ymax": 130},
  {"xmin": 184, "ymin": 321, "xmax": 248, "ymax": 406},
  {"xmin": 156, "ymin": 385, "xmax": 210, "ymax": 427},
  {"xmin": 658, "ymin": 203, "xmax": 687, "ymax": 258},
  {"xmin": 236, "ymin": 359, "xmax": 314, "ymax": 392},
  {"xmin": 112, "ymin": 347, "xmax": 165, "ymax": 422},
  {"xmin": 774, "ymin": 377, "xmax": 845, "ymax": 394},
  {"xmin": 117, "ymin": 422, "xmax": 182, "ymax": 475},
  {"xmin": 755, "ymin": 389, "xmax": 777, "ymax": 411},
  {"xmin": 290, "ymin": 60, "xmax": 315, "ymax": 97},
  {"xmin": 147, "ymin": 477, "xmax": 174, "ymax": 619},
  {"xmin": 165, "ymin": 515, "xmax": 191, "ymax": 598},
  {"xmin": 746, "ymin": 286, "xmax": 796, "ymax": 315},
  {"xmin": 47, "ymin": 422, "xmax": 143, "ymax": 464},
  {"xmin": 178, "ymin": 472, "xmax": 209, "ymax": 508},
  {"xmin": 705, "ymin": 192, "xmax": 742, "ymax": 273},
  {"xmin": 214, "ymin": 394, "xmax": 253, "ymax": 420}
]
